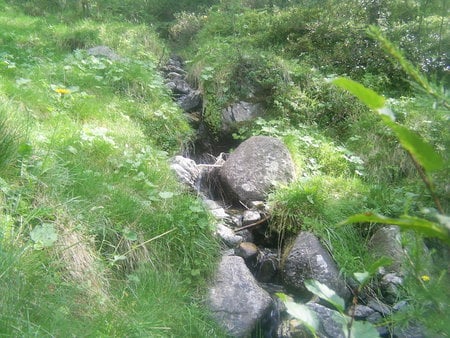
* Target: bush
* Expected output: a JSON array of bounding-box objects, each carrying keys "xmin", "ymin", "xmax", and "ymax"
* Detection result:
[{"xmin": 169, "ymin": 12, "xmax": 207, "ymax": 43}]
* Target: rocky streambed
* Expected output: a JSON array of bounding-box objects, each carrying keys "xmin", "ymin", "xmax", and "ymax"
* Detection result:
[{"xmin": 163, "ymin": 56, "xmax": 425, "ymax": 338}]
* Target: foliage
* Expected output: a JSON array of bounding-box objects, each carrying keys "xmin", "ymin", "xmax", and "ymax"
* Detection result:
[
  {"xmin": 169, "ymin": 12, "xmax": 208, "ymax": 44},
  {"xmin": 0, "ymin": 4, "xmax": 224, "ymax": 337},
  {"xmin": 333, "ymin": 74, "xmax": 448, "ymax": 244},
  {"xmin": 277, "ymin": 279, "xmax": 379, "ymax": 338}
]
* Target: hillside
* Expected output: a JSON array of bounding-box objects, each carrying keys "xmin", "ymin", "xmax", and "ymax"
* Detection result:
[{"xmin": 1, "ymin": 0, "xmax": 449, "ymax": 337}]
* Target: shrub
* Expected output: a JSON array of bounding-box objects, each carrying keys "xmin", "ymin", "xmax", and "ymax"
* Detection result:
[{"xmin": 169, "ymin": 12, "xmax": 207, "ymax": 43}]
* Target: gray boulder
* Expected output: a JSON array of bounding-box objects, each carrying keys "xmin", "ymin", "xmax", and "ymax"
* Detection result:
[
  {"xmin": 368, "ymin": 225, "xmax": 405, "ymax": 274},
  {"xmin": 307, "ymin": 302, "xmax": 346, "ymax": 338},
  {"xmin": 282, "ymin": 231, "xmax": 351, "ymax": 302},
  {"xmin": 178, "ymin": 90, "xmax": 202, "ymax": 112},
  {"xmin": 170, "ymin": 156, "xmax": 200, "ymax": 189},
  {"xmin": 219, "ymin": 136, "xmax": 295, "ymax": 203},
  {"xmin": 208, "ymin": 255, "xmax": 273, "ymax": 337},
  {"xmin": 87, "ymin": 46, "xmax": 122, "ymax": 61},
  {"xmin": 222, "ymin": 101, "xmax": 264, "ymax": 133}
]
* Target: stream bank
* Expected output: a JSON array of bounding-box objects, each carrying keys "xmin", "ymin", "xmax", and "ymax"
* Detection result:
[{"xmin": 163, "ymin": 56, "xmax": 426, "ymax": 338}]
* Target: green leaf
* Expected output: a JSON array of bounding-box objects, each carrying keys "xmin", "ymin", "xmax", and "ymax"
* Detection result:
[
  {"xmin": 368, "ymin": 257, "xmax": 393, "ymax": 275},
  {"xmin": 123, "ymin": 228, "xmax": 138, "ymax": 241},
  {"xmin": 113, "ymin": 255, "xmax": 127, "ymax": 262},
  {"xmin": 159, "ymin": 191, "xmax": 174, "ymax": 199},
  {"xmin": 275, "ymin": 292, "xmax": 288, "ymax": 302},
  {"xmin": 189, "ymin": 205, "xmax": 204, "ymax": 213},
  {"xmin": 354, "ymin": 271, "xmax": 370, "ymax": 285},
  {"xmin": 350, "ymin": 320, "xmax": 380, "ymax": 338},
  {"xmin": 30, "ymin": 223, "xmax": 58, "ymax": 248},
  {"xmin": 284, "ymin": 300, "xmax": 319, "ymax": 334},
  {"xmin": 190, "ymin": 269, "xmax": 200, "ymax": 276},
  {"xmin": 340, "ymin": 213, "xmax": 450, "ymax": 244},
  {"xmin": 304, "ymin": 279, "xmax": 345, "ymax": 312},
  {"xmin": 332, "ymin": 77, "xmax": 386, "ymax": 110},
  {"xmin": 382, "ymin": 118, "xmax": 444, "ymax": 172},
  {"xmin": 18, "ymin": 142, "xmax": 32, "ymax": 156}
]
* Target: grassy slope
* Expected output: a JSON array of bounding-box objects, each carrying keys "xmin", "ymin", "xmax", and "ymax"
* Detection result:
[
  {"xmin": 0, "ymin": 3, "xmax": 225, "ymax": 337},
  {"xmin": 175, "ymin": 3, "xmax": 449, "ymax": 335}
]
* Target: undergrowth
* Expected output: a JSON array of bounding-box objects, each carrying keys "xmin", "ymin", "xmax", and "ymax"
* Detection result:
[{"xmin": 0, "ymin": 3, "xmax": 224, "ymax": 337}]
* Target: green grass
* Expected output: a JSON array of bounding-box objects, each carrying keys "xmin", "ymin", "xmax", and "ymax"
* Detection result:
[{"xmin": 0, "ymin": 3, "xmax": 224, "ymax": 337}]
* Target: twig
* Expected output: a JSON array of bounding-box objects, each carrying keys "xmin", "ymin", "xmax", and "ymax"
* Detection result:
[
  {"xmin": 196, "ymin": 164, "xmax": 223, "ymax": 168},
  {"xmin": 122, "ymin": 228, "xmax": 176, "ymax": 257},
  {"xmin": 234, "ymin": 216, "xmax": 270, "ymax": 232}
]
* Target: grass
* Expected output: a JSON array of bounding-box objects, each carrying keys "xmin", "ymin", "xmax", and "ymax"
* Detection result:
[{"xmin": 0, "ymin": 3, "xmax": 225, "ymax": 336}]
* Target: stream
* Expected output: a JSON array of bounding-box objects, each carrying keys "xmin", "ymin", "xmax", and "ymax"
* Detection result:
[{"xmin": 163, "ymin": 56, "xmax": 424, "ymax": 338}]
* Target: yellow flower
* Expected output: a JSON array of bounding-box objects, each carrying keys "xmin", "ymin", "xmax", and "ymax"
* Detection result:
[
  {"xmin": 421, "ymin": 275, "xmax": 430, "ymax": 282},
  {"xmin": 54, "ymin": 88, "xmax": 71, "ymax": 95}
]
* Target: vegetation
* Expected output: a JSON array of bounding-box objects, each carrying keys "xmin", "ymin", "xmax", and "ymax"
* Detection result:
[{"xmin": 1, "ymin": 0, "xmax": 449, "ymax": 337}]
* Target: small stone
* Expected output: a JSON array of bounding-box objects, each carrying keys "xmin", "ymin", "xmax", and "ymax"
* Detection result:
[
  {"xmin": 392, "ymin": 300, "xmax": 408, "ymax": 312},
  {"xmin": 242, "ymin": 210, "xmax": 261, "ymax": 226},
  {"xmin": 235, "ymin": 242, "xmax": 259, "ymax": 261},
  {"xmin": 248, "ymin": 201, "xmax": 266, "ymax": 210},
  {"xmin": 216, "ymin": 223, "xmax": 243, "ymax": 247},
  {"xmin": 178, "ymin": 90, "xmax": 202, "ymax": 112},
  {"xmin": 380, "ymin": 273, "xmax": 403, "ymax": 304},
  {"xmin": 376, "ymin": 325, "xmax": 390, "ymax": 337},
  {"xmin": 255, "ymin": 251, "xmax": 278, "ymax": 283},
  {"xmin": 393, "ymin": 322, "xmax": 426, "ymax": 338},
  {"xmin": 349, "ymin": 304, "xmax": 375, "ymax": 319},
  {"xmin": 367, "ymin": 299, "xmax": 391, "ymax": 316},
  {"xmin": 381, "ymin": 273, "xmax": 403, "ymax": 285},
  {"xmin": 366, "ymin": 311, "xmax": 383, "ymax": 324},
  {"xmin": 210, "ymin": 207, "xmax": 228, "ymax": 220},
  {"xmin": 203, "ymin": 199, "xmax": 220, "ymax": 210}
]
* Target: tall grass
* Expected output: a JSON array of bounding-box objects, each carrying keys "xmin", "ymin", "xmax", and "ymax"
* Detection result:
[{"xmin": 0, "ymin": 4, "xmax": 224, "ymax": 337}]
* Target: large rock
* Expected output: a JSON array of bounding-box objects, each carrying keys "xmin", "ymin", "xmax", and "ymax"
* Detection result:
[
  {"xmin": 282, "ymin": 231, "xmax": 351, "ymax": 302},
  {"xmin": 222, "ymin": 101, "xmax": 264, "ymax": 133},
  {"xmin": 87, "ymin": 46, "xmax": 122, "ymax": 61},
  {"xmin": 178, "ymin": 90, "xmax": 202, "ymax": 112},
  {"xmin": 170, "ymin": 156, "xmax": 200, "ymax": 189},
  {"xmin": 208, "ymin": 255, "xmax": 273, "ymax": 337},
  {"xmin": 368, "ymin": 225, "xmax": 405, "ymax": 274},
  {"xmin": 219, "ymin": 136, "xmax": 295, "ymax": 203}
]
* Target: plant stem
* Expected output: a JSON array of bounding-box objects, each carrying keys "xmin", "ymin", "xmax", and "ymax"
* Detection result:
[{"xmin": 409, "ymin": 152, "xmax": 444, "ymax": 214}]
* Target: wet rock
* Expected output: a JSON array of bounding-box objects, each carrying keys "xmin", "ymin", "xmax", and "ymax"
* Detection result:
[
  {"xmin": 210, "ymin": 207, "xmax": 228, "ymax": 220},
  {"xmin": 282, "ymin": 231, "xmax": 351, "ymax": 302},
  {"xmin": 255, "ymin": 249, "xmax": 279, "ymax": 283},
  {"xmin": 215, "ymin": 223, "xmax": 243, "ymax": 247},
  {"xmin": 178, "ymin": 90, "xmax": 202, "ymax": 112},
  {"xmin": 235, "ymin": 242, "xmax": 259, "ymax": 264},
  {"xmin": 170, "ymin": 156, "xmax": 200, "ymax": 189},
  {"xmin": 208, "ymin": 255, "xmax": 273, "ymax": 337},
  {"xmin": 219, "ymin": 136, "xmax": 295, "ymax": 203}
]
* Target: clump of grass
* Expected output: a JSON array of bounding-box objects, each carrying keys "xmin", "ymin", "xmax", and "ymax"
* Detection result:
[{"xmin": 269, "ymin": 175, "xmax": 373, "ymax": 274}]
